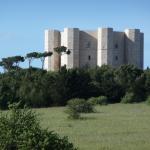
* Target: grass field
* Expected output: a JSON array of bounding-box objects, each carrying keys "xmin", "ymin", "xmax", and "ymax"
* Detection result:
[{"xmin": 36, "ymin": 103, "xmax": 150, "ymax": 150}]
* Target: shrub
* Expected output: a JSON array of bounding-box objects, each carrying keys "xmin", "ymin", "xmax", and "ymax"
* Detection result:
[
  {"xmin": 67, "ymin": 98, "xmax": 94, "ymax": 113},
  {"xmin": 121, "ymin": 92, "xmax": 135, "ymax": 103},
  {"xmin": 146, "ymin": 96, "xmax": 150, "ymax": 105},
  {"xmin": 66, "ymin": 107, "xmax": 80, "ymax": 119},
  {"xmin": 87, "ymin": 97, "xmax": 98, "ymax": 105},
  {"xmin": 66, "ymin": 98, "xmax": 94, "ymax": 119},
  {"xmin": 96, "ymin": 96, "xmax": 108, "ymax": 105},
  {"xmin": 88, "ymin": 96, "xmax": 108, "ymax": 105},
  {"xmin": 0, "ymin": 102, "xmax": 76, "ymax": 150}
]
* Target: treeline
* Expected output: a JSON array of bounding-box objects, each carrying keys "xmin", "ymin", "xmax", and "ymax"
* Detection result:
[
  {"xmin": 0, "ymin": 64, "xmax": 150, "ymax": 109},
  {"xmin": 0, "ymin": 46, "xmax": 70, "ymax": 72}
]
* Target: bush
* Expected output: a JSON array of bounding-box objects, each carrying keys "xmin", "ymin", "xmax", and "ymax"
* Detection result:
[
  {"xmin": 66, "ymin": 98, "xmax": 94, "ymax": 119},
  {"xmin": 88, "ymin": 96, "xmax": 108, "ymax": 105},
  {"xmin": 121, "ymin": 92, "xmax": 135, "ymax": 103},
  {"xmin": 66, "ymin": 107, "xmax": 80, "ymax": 119},
  {"xmin": 96, "ymin": 96, "xmax": 108, "ymax": 105},
  {"xmin": 87, "ymin": 97, "xmax": 98, "ymax": 105},
  {"xmin": 0, "ymin": 102, "xmax": 76, "ymax": 150},
  {"xmin": 146, "ymin": 96, "xmax": 150, "ymax": 105},
  {"xmin": 67, "ymin": 98, "xmax": 94, "ymax": 113}
]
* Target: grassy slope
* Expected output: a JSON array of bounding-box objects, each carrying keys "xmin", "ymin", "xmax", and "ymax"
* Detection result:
[{"xmin": 36, "ymin": 103, "xmax": 150, "ymax": 150}]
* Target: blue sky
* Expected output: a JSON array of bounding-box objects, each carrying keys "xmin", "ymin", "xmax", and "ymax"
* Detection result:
[{"xmin": 0, "ymin": 0, "xmax": 150, "ymax": 69}]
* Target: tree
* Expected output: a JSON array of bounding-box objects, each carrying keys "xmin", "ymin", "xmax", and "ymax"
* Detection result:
[
  {"xmin": 115, "ymin": 65, "xmax": 144, "ymax": 102},
  {"xmin": 37, "ymin": 52, "xmax": 53, "ymax": 70},
  {"xmin": 26, "ymin": 52, "xmax": 39, "ymax": 68},
  {"xmin": 0, "ymin": 61, "xmax": 5, "ymax": 72},
  {"xmin": 12, "ymin": 56, "xmax": 25, "ymax": 68},
  {"xmin": 54, "ymin": 46, "xmax": 71, "ymax": 70},
  {"xmin": 0, "ymin": 102, "xmax": 76, "ymax": 150},
  {"xmin": 89, "ymin": 65, "xmax": 123, "ymax": 102},
  {"xmin": 0, "ymin": 56, "xmax": 24, "ymax": 72},
  {"xmin": 115, "ymin": 65, "xmax": 143, "ymax": 91},
  {"xmin": 1, "ymin": 57, "xmax": 14, "ymax": 72}
]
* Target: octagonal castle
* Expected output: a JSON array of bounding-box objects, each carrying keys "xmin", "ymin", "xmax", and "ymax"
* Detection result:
[{"xmin": 44, "ymin": 28, "xmax": 144, "ymax": 71}]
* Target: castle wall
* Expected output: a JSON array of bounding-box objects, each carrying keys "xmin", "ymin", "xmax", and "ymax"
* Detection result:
[
  {"xmin": 112, "ymin": 31, "xmax": 125, "ymax": 67},
  {"xmin": 140, "ymin": 33, "xmax": 144, "ymax": 69},
  {"xmin": 79, "ymin": 30, "xmax": 97, "ymax": 68},
  {"xmin": 61, "ymin": 28, "xmax": 79, "ymax": 69},
  {"xmin": 44, "ymin": 30, "xmax": 61, "ymax": 71},
  {"xmin": 44, "ymin": 27, "xmax": 144, "ymax": 71},
  {"xmin": 61, "ymin": 31, "xmax": 68, "ymax": 66},
  {"xmin": 97, "ymin": 28, "xmax": 113, "ymax": 66},
  {"xmin": 125, "ymin": 29, "xmax": 142, "ymax": 68}
]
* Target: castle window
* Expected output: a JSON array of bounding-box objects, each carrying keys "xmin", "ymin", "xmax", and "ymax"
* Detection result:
[
  {"xmin": 86, "ymin": 41, "xmax": 91, "ymax": 48},
  {"xmin": 88, "ymin": 55, "xmax": 91, "ymax": 60},
  {"xmin": 115, "ymin": 56, "xmax": 118, "ymax": 61},
  {"xmin": 115, "ymin": 44, "xmax": 118, "ymax": 49}
]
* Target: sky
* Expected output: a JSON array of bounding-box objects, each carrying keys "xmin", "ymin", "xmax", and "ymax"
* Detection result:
[{"xmin": 0, "ymin": 0, "xmax": 150, "ymax": 69}]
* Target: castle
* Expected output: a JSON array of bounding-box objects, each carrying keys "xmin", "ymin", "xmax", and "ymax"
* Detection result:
[{"xmin": 44, "ymin": 27, "xmax": 144, "ymax": 71}]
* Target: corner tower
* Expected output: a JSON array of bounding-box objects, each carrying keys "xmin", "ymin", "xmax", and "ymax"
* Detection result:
[
  {"xmin": 61, "ymin": 28, "xmax": 79, "ymax": 68},
  {"xmin": 97, "ymin": 28, "xmax": 113, "ymax": 66},
  {"xmin": 125, "ymin": 29, "xmax": 144, "ymax": 69},
  {"xmin": 44, "ymin": 30, "xmax": 61, "ymax": 71}
]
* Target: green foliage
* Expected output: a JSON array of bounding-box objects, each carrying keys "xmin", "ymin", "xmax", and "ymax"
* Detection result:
[
  {"xmin": 0, "ymin": 56, "xmax": 24, "ymax": 72},
  {"xmin": 26, "ymin": 52, "xmax": 39, "ymax": 68},
  {"xmin": 0, "ymin": 102, "xmax": 76, "ymax": 150},
  {"xmin": 121, "ymin": 92, "xmax": 135, "ymax": 104},
  {"xmin": 87, "ymin": 97, "xmax": 98, "ymax": 105},
  {"xmin": 66, "ymin": 107, "xmax": 80, "ymax": 119},
  {"xmin": 54, "ymin": 46, "xmax": 67, "ymax": 54},
  {"xmin": 67, "ymin": 98, "xmax": 94, "ymax": 113},
  {"xmin": 54, "ymin": 46, "xmax": 71, "ymax": 70},
  {"xmin": 115, "ymin": 64, "xmax": 144, "ymax": 102},
  {"xmin": 0, "ymin": 64, "xmax": 148, "ymax": 109},
  {"xmin": 88, "ymin": 96, "xmax": 108, "ymax": 105},
  {"xmin": 115, "ymin": 65, "xmax": 143, "ymax": 89},
  {"xmin": 144, "ymin": 68, "xmax": 150, "ymax": 98},
  {"xmin": 146, "ymin": 96, "xmax": 150, "ymax": 105},
  {"xmin": 97, "ymin": 96, "xmax": 108, "ymax": 105},
  {"xmin": 66, "ymin": 98, "xmax": 94, "ymax": 119},
  {"xmin": 48, "ymin": 68, "xmax": 92, "ymax": 106},
  {"xmin": 89, "ymin": 65, "xmax": 123, "ymax": 103},
  {"xmin": 37, "ymin": 52, "xmax": 53, "ymax": 69}
]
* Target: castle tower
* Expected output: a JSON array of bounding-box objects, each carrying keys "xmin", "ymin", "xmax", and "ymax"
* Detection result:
[
  {"xmin": 125, "ymin": 29, "xmax": 144, "ymax": 69},
  {"xmin": 97, "ymin": 28, "xmax": 113, "ymax": 66},
  {"xmin": 140, "ymin": 33, "xmax": 144, "ymax": 69},
  {"xmin": 112, "ymin": 31, "xmax": 125, "ymax": 67},
  {"xmin": 44, "ymin": 30, "xmax": 61, "ymax": 71},
  {"xmin": 61, "ymin": 28, "xmax": 79, "ymax": 68},
  {"xmin": 44, "ymin": 27, "xmax": 144, "ymax": 71}
]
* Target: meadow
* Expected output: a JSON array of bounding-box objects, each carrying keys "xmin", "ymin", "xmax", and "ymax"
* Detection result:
[{"xmin": 36, "ymin": 103, "xmax": 150, "ymax": 150}]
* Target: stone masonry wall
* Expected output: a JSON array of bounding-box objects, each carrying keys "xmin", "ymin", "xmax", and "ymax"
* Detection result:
[
  {"xmin": 79, "ymin": 30, "xmax": 97, "ymax": 68},
  {"xmin": 125, "ymin": 29, "xmax": 142, "ymax": 68},
  {"xmin": 44, "ymin": 27, "xmax": 144, "ymax": 71},
  {"xmin": 44, "ymin": 30, "xmax": 60, "ymax": 71}
]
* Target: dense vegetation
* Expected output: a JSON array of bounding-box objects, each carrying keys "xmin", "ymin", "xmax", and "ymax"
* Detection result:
[
  {"xmin": 0, "ymin": 103, "xmax": 76, "ymax": 150},
  {"xmin": 0, "ymin": 61, "xmax": 150, "ymax": 109}
]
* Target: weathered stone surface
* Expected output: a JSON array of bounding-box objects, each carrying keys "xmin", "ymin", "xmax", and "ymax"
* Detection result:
[{"xmin": 44, "ymin": 27, "xmax": 144, "ymax": 71}]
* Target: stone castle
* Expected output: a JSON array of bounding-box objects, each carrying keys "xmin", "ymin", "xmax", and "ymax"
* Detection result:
[{"xmin": 44, "ymin": 27, "xmax": 144, "ymax": 71}]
